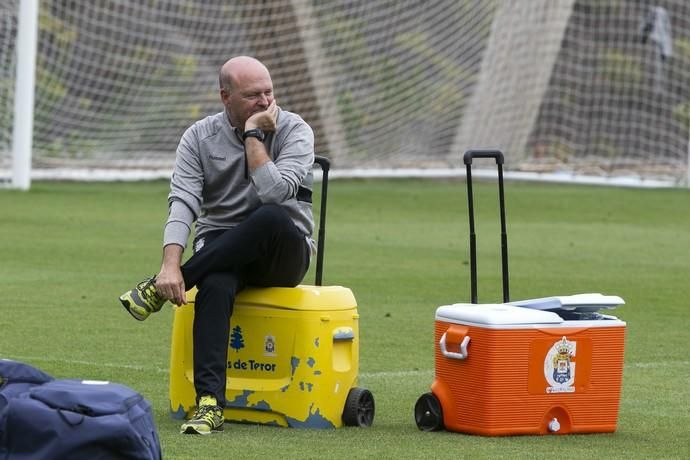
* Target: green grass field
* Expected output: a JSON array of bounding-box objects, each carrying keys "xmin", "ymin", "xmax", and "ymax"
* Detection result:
[{"xmin": 1, "ymin": 179, "xmax": 689, "ymax": 459}]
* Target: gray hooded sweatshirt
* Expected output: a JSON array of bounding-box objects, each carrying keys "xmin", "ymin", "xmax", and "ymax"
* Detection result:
[{"xmin": 163, "ymin": 108, "xmax": 315, "ymax": 252}]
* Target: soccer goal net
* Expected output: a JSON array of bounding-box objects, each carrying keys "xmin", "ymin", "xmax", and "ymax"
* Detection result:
[{"xmin": 1, "ymin": 0, "xmax": 689, "ymax": 187}]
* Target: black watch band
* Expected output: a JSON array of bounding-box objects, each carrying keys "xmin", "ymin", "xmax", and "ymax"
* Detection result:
[{"xmin": 242, "ymin": 128, "xmax": 265, "ymax": 142}]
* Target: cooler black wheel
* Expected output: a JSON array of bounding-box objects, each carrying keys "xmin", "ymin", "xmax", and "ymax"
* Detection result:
[
  {"xmin": 414, "ymin": 392, "xmax": 444, "ymax": 431},
  {"xmin": 342, "ymin": 387, "xmax": 375, "ymax": 427}
]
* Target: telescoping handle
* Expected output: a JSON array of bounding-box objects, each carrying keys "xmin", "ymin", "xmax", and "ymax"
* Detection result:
[
  {"xmin": 313, "ymin": 156, "xmax": 330, "ymax": 286},
  {"xmin": 463, "ymin": 149, "xmax": 509, "ymax": 304}
]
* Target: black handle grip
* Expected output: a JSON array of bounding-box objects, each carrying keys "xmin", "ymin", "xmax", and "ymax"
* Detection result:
[
  {"xmin": 463, "ymin": 149, "xmax": 504, "ymax": 165},
  {"xmin": 314, "ymin": 155, "xmax": 330, "ymax": 174}
]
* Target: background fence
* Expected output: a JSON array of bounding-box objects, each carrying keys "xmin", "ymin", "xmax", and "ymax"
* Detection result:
[{"xmin": 1, "ymin": 0, "xmax": 689, "ymax": 186}]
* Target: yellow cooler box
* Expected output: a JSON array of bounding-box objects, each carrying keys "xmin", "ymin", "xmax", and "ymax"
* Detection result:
[{"xmin": 169, "ymin": 285, "xmax": 375, "ymax": 428}]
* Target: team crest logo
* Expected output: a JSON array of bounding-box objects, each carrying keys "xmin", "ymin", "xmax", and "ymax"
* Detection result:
[
  {"xmin": 544, "ymin": 336, "xmax": 576, "ymax": 393},
  {"xmin": 264, "ymin": 334, "xmax": 276, "ymax": 356}
]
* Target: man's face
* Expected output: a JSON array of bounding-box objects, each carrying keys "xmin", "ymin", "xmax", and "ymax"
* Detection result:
[{"xmin": 222, "ymin": 71, "xmax": 274, "ymax": 129}]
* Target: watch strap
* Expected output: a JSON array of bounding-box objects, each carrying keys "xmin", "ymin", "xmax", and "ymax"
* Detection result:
[{"xmin": 242, "ymin": 128, "xmax": 265, "ymax": 142}]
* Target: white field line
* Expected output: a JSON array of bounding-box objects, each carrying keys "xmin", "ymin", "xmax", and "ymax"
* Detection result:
[
  {"xmin": 5, "ymin": 355, "xmax": 688, "ymax": 377},
  {"xmin": 6, "ymin": 356, "xmax": 170, "ymax": 374}
]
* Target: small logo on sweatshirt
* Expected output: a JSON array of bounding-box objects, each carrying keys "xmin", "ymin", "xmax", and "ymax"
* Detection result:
[{"xmin": 209, "ymin": 154, "xmax": 226, "ymax": 161}]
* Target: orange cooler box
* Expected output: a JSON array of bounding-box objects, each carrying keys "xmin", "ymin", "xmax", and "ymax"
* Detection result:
[{"xmin": 429, "ymin": 303, "xmax": 626, "ymax": 436}]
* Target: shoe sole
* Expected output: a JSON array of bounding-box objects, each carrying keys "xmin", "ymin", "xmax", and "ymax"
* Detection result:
[
  {"xmin": 180, "ymin": 425, "xmax": 224, "ymax": 435},
  {"xmin": 119, "ymin": 296, "xmax": 149, "ymax": 321}
]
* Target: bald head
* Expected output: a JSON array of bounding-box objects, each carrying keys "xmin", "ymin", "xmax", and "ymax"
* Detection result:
[
  {"xmin": 218, "ymin": 56, "xmax": 275, "ymax": 129},
  {"xmin": 219, "ymin": 56, "xmax": 271, "ymax": 92}
]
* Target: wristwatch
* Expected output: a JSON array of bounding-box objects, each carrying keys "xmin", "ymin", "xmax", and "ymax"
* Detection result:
[{"xmin": 242, "ymin": 128, "xmax": 265, "ymax": 142}]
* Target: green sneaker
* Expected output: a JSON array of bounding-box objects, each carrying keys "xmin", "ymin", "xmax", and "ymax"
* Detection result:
[
  {"xmin": 118, "ymin": 276, "xmax": 166, "ymax": 321},
  {"xmin": 180, "ymin": 396, "xmax": 224, "ymax": 435}
]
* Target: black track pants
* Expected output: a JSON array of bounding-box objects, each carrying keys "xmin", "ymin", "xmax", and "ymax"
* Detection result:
[{"xmin": 180, "ymin": 204, "xmax": 310, "ymax": 406}]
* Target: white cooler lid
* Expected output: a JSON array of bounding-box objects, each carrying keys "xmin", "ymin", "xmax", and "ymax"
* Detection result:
[
  {"xmin": 436, "ymin": 303, "xmax": 564, "ymax": 325},
  {"xmin": 509, "ymin": 293, "xmax": 625, "ymax": 312}
]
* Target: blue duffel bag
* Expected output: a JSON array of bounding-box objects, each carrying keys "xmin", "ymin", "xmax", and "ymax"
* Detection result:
[
  {"xmin": 0, "ymin": 359, "xmax": 54, "ymax": 413},
  {"xmin": 0, "ymin": 360, "xmax": 162, "ymax": 460}
]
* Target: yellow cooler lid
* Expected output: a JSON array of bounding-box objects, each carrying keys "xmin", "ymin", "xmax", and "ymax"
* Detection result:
[{"xmin": 186, "ymin": 285, "xmax": 357, "ymax": 311}]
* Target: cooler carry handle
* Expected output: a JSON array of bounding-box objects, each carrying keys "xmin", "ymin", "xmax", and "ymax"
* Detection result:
[
  {"xmin": 439, "ymin": 333, "xmax": 470, "ymax": 360},
  {"xmin": 463, "ymin": 149, "xmax": 510, "ymax": 304},
  {"xmin": 439, "ymin": 324, "xmax": 471, "ymax": 360}
]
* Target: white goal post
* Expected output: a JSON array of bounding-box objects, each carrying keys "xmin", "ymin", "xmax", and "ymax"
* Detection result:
[
  {"xmin": 2, "ymin": 1, "xmax": 689, "ymax": 188},
  {"xmin": 9, "ymin": 0, "xmax": 38, "ymax": 190}
]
